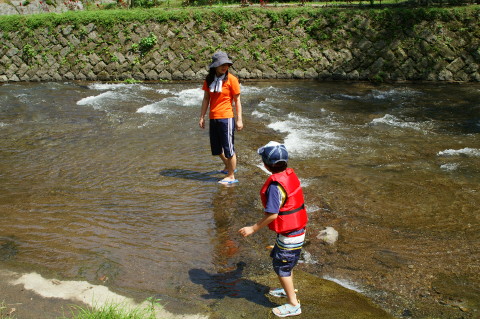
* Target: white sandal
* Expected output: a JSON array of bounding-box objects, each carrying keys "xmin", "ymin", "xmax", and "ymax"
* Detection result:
[
  {"xmin": 269, "ymin": 288, "xmax": 298, "ymax": 298},
  {"xmin": 272, "ymin": 302, "xmax": 301, "ymax": 317},
  {"xmin": 269, "ymin": 288, "xmax": 288, "ymax": 298}
]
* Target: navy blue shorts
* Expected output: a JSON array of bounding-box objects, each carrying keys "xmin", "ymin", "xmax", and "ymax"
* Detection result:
[
  {"xmin": 270, "ymin": 244, "xmax": 301, "ymax": 277},
  {"xmin": 209, "ymin": 118, "xmax": 235, "ymax": 158}
]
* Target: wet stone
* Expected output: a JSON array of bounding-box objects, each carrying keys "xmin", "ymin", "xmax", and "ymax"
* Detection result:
[
  {"xmin": 0, "ymin": 238, "xmax": 18, "ymax": 261},
  {"xmin": 373, "ymin": 250, "xmax": 408, "ymax": 269}
]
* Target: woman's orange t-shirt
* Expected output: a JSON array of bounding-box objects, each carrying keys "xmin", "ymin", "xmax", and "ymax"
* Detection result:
[{"xmin": 202, "ymin": 74, "xmax": 241, "ymax": 119}]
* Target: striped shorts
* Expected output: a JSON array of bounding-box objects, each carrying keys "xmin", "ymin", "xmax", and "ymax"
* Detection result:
[
  {"xmin": 209, "ymin": 118, "xmax": 235, "ymax": 158},
  {"xmin": 270, "ymin": 229, "xmax": 305, "ymax": 277}
]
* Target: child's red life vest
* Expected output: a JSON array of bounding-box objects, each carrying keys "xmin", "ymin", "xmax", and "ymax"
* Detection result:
[{"xmin": 260, "ymin": 168, "xmax": 308, "ymax": 234}]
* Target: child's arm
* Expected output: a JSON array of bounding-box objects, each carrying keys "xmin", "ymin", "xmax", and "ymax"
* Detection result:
[
  {"xmin": 238, "ymin": 213, "xmax": 277, "ymax": 237},
  {"xmin": 233, "ymin": 94, "xmax": 243, "ymax": 131},
  {"xmin": 199, "ymin": 90, "xmax": 210, "ymax": 129}
]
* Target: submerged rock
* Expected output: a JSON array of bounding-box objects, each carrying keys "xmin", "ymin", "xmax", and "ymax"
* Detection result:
[
  {"xmin": 316, "ymin": 227, "xmax": 339, "ymax": 245},
  {"xmin": 0, "ymin": 238, "xmax": 18, "ymax": 261}
]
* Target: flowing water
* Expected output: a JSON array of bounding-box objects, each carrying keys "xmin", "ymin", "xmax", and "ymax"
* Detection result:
[{"xmin": 0, "ymin": 80, "xmax": 479, "ymax": 317}]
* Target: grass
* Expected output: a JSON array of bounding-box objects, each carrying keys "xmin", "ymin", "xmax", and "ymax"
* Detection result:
[
  {"xmin": 0, "ymin": 4, "xmax": 479, "ymax": 32},
  {"xmin": 0, "ymin": 301, "xmax": 16, "ymax": 319},
  {"xmin": 1, "ymin": 298, "xmax": 161, "ymax": 319},
  {"xmin": 61, "ymin": 298, "xmax": 161, "ymax": 319}
]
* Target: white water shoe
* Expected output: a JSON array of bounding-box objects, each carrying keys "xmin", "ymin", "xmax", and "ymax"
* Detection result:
[
  {"xmin": 272, "ymin": 303, "xmax": 301, "ymax": 317},
  {"xmin": 269, "ymin": 288, "xmax": 298, "ymax": 298}
]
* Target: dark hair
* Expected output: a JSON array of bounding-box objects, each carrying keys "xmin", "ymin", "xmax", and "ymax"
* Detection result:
[
  {"xmin": 264, "ymin": 161, "xmax": 288, "ymax": 174},
  {"xmin": 206, "ymin": 68, "xmax": 229, "ymax": 87}
]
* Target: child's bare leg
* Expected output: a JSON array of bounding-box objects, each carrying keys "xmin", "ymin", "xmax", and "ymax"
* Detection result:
[
  {"xmin": 219, "ymin": 153, "xmax": 228, "ymax": 170},
  {"xmin": 219, "ymin": 153, "xmax": 236, "ymax": 180},
  {"xmin": 278, "ymin": 273, "xmax": 299, "ymax": 306}
]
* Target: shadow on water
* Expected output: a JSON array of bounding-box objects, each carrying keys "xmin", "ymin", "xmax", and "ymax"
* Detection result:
[
  {"xmin": 159, "ymin": 169, "xmax": 221, "ymax": 183},
  {"xmin": 188, "ymin": 262, "xmax": 276, "ymax": 307}
]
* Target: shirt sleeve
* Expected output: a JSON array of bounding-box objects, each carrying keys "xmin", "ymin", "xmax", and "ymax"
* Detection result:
[
  {"xmin": 264, "ymin": 182, "xmax": 286, "ymax": 214},
  {"xmin": 230, "ymin": 75, "xmax": 241, "ymax": 96}
]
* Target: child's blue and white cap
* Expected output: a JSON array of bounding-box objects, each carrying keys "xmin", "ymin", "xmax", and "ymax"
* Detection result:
[{"xmin": 257, "ymin": 141, "xmax": 288, "ymax": 165}]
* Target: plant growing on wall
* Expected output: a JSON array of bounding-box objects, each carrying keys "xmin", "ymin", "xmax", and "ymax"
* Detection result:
[
  {"xmin": 138, "ymin": 32, "xmax": 157, "ymax": 56},
  {"xmin": 22, "ymin": 44, "xmax": 36, "ymax": 63}
]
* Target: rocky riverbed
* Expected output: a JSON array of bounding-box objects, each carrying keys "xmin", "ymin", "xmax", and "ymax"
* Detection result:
[{"xmin": 300, "ymin": 190, "xmax": 479, "ymax": 319}]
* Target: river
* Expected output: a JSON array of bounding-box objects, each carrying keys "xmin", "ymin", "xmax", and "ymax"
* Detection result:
[{"xmin": 0, "ymin": 80, "xmax": 479, "ymax": 318}]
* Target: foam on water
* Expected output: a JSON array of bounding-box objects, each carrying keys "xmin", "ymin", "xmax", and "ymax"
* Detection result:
[
  {"xmin": 300, "ymin": 250, "xmax": 318, "ymax": 264},
  {"xmin": 88, "ymin": 83, "xmax": 152, "ymax": 91},
  {"xmin": 267, "ymin": 113, "xmax": 341, "ymax": 156},
  {"xmin": 299, "ymin": 178, "xmax": 314, "ymax": 188},
  {"xmin": 334, "ymin": 88, "xmax": 422, "ymax": 102},
  {"xmin": 437, "ymin": 147, "xmax": 480, "ymax": 157},
  {"xmin": 251, "ymin": 101, "xmax": 280, "ymax": 120},
  {"xmin": 371, "ymin": 88, "xmax": 422, "ymax": 100},
  {"xmin": 306, "ymin": 204, "xmax": 321, "ymax": 213},
  {"xmin": 440, "ymin": 163, "xmax": 460, "ymax": 171},
  {"xmin": 251, "ymin": 109, "xmax": 268, "ymax": 119},
  {"xmin": 370, "ymin": 114, "xmax": 428, "ymax": 131},
  {"xmin": 156, "ymin": 89, "xmax": 171, "ymax": 94},
  {"xmin": 241, "ymin": 85, "xmax": 280, "ymax": 95},
  {"xmin": 76, "ymin": 91, "xmax": 119, "ymax": 110},
  {"xmin": 323, "ymin": 275, "xmax": 363, "ymax": 293},
  {"xmin": 13, "ymin": 93, "xmax": 30, "ymax": 104},
  {"xmin": 137, "ymin": 102, "xmax": 169, "ymax": 115},
  {"xmin": 172, "ymin": 88, "xmax": 203, "ymax": 107},
  {"xmin": 251, "ymin": 97, "xmax": 341, "ymax": 157},
  {"xmin": 136, "ymin": 88, "xmax": 203, "ymax": 114}
]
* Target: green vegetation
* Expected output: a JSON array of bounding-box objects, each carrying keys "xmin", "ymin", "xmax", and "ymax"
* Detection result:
[
  {"xmin": 2, "ymin": 4, "xmax": 477, "ymax": 72},
  {"xmin": 22, "ymin": 43, "xmax": 36, "ymax": 60},
  {"xmin": 123, "ymin": 78, "xmax": 143, "ymax": 83},
  {"xmin": 0, "ymin": 301, "xmax": 15, "ymax": 319},
  {"xmin": 62, "ymin": 298, "xmax": 161, "ymax": 319},
  {"xmin": 1, "ymin": 297, "xmax": 162, "ymax": 319},
  {"xmin": 0, "ymin": 4, "xmax": 478, "ymax": 33},
  {"xmin": 0, "ymin": 0, "xmax": 478, "ymax": 82},
  {"xmin": 138, "ymin": 32, "xmax": 158, "ymax": 55}
]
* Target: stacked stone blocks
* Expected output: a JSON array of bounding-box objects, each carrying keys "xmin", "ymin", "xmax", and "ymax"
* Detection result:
[{"xmin": 0, "ymin": 9, "xmax": 479, "ymax": 82}]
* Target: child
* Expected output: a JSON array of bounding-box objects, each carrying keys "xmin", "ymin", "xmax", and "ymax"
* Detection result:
[
  {"xmin": 238, "ymin": 141, "xmax": 308, "ymax": 317},
  {"xmin": 198, "ymin": 51, "xmax": 243, "ymax": 185}
]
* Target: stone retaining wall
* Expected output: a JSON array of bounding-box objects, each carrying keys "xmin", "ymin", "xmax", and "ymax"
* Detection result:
[{"xmin": 1, "ymin": 7, "xmax": 479, "ymax": 82}]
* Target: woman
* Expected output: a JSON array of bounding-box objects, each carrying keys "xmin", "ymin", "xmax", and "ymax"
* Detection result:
[{"xmin": 199, "ymin": 51, "xmax": 243, "ymax": 185}]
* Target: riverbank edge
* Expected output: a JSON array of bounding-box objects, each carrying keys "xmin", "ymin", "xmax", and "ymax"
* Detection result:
[
  {"xmin": 0, "ymin": 6, "xmax": 479, "ymax": 83},
  {"xmin": 0, "ymin": 267, "xmax": 210, "ymax": 319},
  {"xmin": 0, "ymin": 266, "xmax": 394, "ymax": 319}
]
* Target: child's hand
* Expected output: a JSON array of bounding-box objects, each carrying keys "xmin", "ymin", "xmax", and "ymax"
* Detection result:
[
  {"xmin": 238, "ymin": 226, "xmax": 254, "ymax": 237},
  {"xmin": 236, "ymin": 119, "xmax": 244, "ymax": 131}
]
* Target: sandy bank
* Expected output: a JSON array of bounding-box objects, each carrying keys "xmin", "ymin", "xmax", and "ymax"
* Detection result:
[{"xmin": 0, "ymin": 268, "xmax": 207, "ymax": 319}]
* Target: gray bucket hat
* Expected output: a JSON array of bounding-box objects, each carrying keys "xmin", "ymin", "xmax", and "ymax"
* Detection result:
[{"xmin": 209, "ymin": 51, "xmax": 233, "ymax": 69}]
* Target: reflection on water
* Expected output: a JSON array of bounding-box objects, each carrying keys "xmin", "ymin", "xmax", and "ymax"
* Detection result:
[{"xmin": 0, "ymin": 81, "xmax": 479, "ymax": 316}]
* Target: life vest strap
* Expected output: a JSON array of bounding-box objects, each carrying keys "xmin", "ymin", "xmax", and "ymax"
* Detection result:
[{"xmin": 278, "ymin": 204, "xmax": 305, "ymax": 216}]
